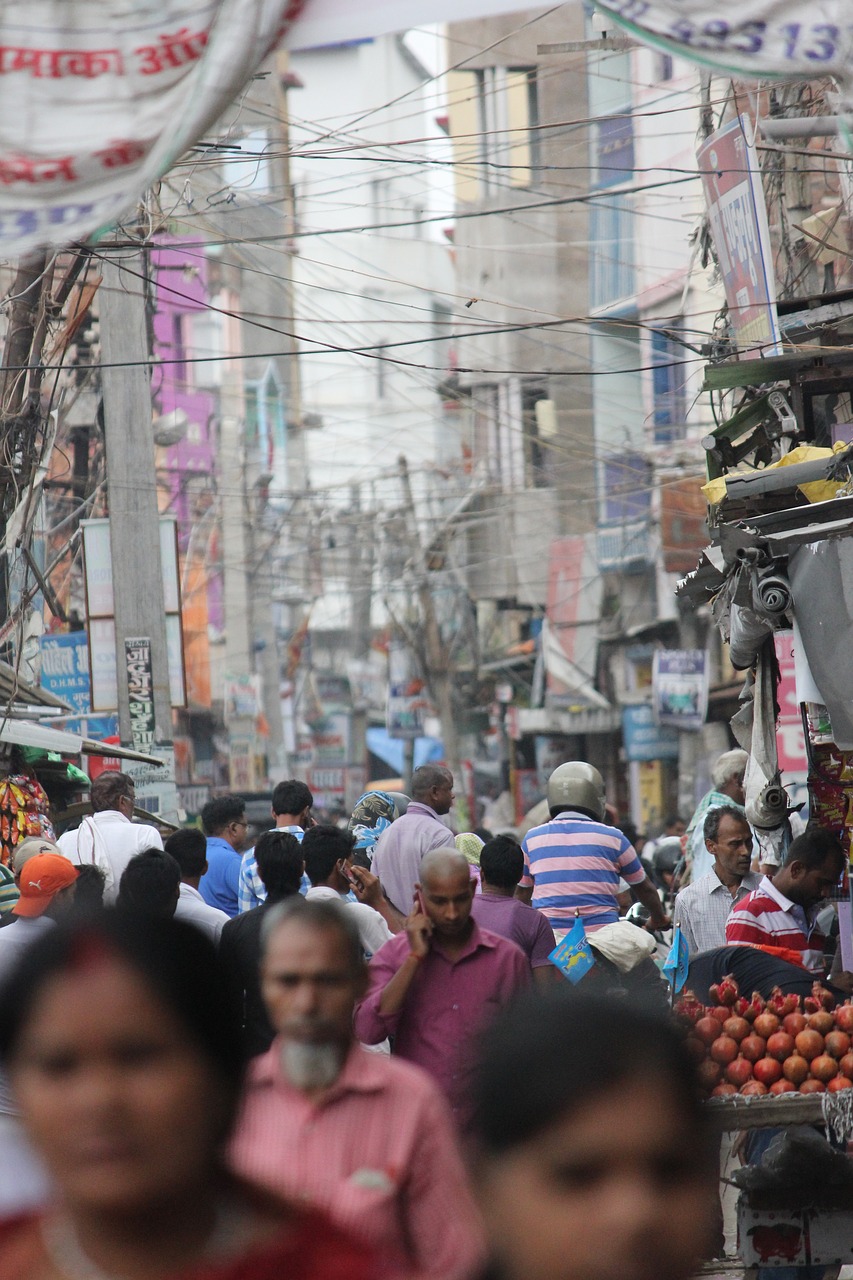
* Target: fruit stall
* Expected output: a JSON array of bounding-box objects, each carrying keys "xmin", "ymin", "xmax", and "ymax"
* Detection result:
[{"xmin": 679, "ymin": 976, "xmax": 853, "ymax": 1270}]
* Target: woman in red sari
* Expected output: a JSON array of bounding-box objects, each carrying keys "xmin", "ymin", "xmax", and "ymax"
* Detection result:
[{"xmin": 0, "ymin": 911, "xmax": 399, "ymax": 1280}]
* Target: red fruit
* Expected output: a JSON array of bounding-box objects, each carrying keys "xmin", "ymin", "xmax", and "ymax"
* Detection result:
[
  {"xmin": 711, "ymin": 1035, "xmax": 739, "ymax": 1065},
  {"xmin": 753, "ymin": 1012, "xmax": 780, "ymax": 1040},
  {"xmin": 684, "ymin": 1035, "xmax": 706, "ymax": 1064},
  {"xmin": 783, "ymin": 1012, "xmax": 808, "ymax": 1036},
  {"xmin": 767, "ymin": 987, "xmax": 799, "ymax": 1017},
  {"xmin": 696, "ymin": 1059, "xmax": 721, "ymax": 1091},
  {"xmin": 828, "ymin": 1075, "xmax": 853, "ymax": 1093},
  {"xmin": 723, "ymin": 1017, "xmax": 751, "ymax": 1043},
  {"xmin": 825, "ymin": 1030, "xmax": 850, "ymax": 1060},
  {"xmin": 810, "ymin": 1054, "xmax": 839, "ymax": 1082},
  {"xmin": 674, "ymin": 992, "xmax": 705, "ymax": 1026},
  {"xmin": 711, "ymin": 1082, "xmax": 738, "ymax": 1097},
  {"xmin": 799, "ymin": 1078, "xmax": 826, "ymax": 1094},
  {"xmin": 709, "ymin": 976, "xmax": 739, "ymax": 1007},
  {"xmin": 770, "ymin": 1079, "xmax": 797, "ymax": 1095},
  {"xmin": 741, "ymin": 1034, "xmax": 767, "ymax": 1063},
  {"xmin": 733, "ymin": 996, "xmax": 751, "ymax": 1018},
  {"xmin": 726, "ymin": 1057, "xmax": 753, "ymax": 1087},
  {"xmin": 742, "ymin": 992, "xmax": 766, "ymax": 1022},
  {"xmin": 812, "ymin": 981, "xmax": 835, "ymax": 1012},
  {"xmin": 782, "ymin": 1054, "xmax": 810, "ymax": 1085},
  {"xmin": 740, "ymin": 1080, "xmax": 768, "ymax": 1096},
  {"xmin": 834, "ymin": 1004, "xmax": 853, "ymax": 1034},
  {"xmin": 710, "ymin": 1006, "xmax": 730, "ymax": 1023},
  {"xmin": 808, "ymin": 1011, "xmax": 834, "ymax": 1036},
  {"xmin": 753, "ymin": 1057, "xmax": 783, "ymax": 1086},
  {"xmin": 694, "ymin": 1016, "xmax": 720, "ymax": 1046},
  {"xmin": 839, "ymin": 1052, "xmax": 853, "ymax": 1080},
  {"xmin": 795, "ymin": 1029, "xmax": 825, "ymax": 1061},
  {"xmin": 805, "ymin": 996, "xmax": 820, "ymax": 1014},
  {"xmin": 766, "ymin": 1031, "xmax": 796, "ymax": 1062}
]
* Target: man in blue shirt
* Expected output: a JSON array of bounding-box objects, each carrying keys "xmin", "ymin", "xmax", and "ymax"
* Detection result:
[
  {"xmin": 238, "ymin": 779, "xmax": 313, "ymax": 913},
  {"xmin": 199, "ymin": 794, "xmax": 249, "ymax": 917}
]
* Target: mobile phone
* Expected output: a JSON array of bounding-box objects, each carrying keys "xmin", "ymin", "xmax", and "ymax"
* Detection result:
[{"xmin": 339, "ymin": 859, "xmax": 358, "ymax": 888}]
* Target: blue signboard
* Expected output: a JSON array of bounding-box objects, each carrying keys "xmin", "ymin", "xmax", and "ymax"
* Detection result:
[
  {"xmin": 622, "ymin": 703, "xmax": 679, "ymax": 762},
  {"xmin": 40, "ymin": 632, "xmax": 91, "ymax": 714}
]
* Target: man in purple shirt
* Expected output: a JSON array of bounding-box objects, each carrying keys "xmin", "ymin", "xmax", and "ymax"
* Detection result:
[
  {"xmin": 354, "ymin": 848, "xmax": 529, "ymax": 1127},
  {"xmin": 471, "ymin": 836, "xmax": 557, "ymax": 987},
  {"xmin": 371, "ymin": 765, "xmax": 455, "ymax": 913}
]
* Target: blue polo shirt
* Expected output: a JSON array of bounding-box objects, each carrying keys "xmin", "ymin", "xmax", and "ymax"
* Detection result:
[{"xmin": 199, "ymin": 836, "xmax": 242, "ymax": 917}]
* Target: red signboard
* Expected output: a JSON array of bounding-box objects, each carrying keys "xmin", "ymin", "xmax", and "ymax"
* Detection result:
[{"xmin": 774, "ymin": 632, "xmax": 808, "ymax": 777}]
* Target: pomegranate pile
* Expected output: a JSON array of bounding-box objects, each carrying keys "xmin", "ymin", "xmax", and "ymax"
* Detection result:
[{"xmin": 676, "ymin": 976, "xmax": 853, "ymax": 1098}]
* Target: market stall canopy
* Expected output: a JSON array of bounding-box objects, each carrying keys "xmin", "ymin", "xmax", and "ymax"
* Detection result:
[
  {"xmin": 0, "ymin": 718, "xmax": 162, "ymax": 766},
  {"xmin": 0, "ymin": 659, "xmax": 70, "ymax": 712}
]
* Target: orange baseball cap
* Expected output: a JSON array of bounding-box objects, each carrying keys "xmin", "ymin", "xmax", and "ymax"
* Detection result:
[{"xmin": 13, "ymin": 853, "xmax": 79, "ymax": 918}]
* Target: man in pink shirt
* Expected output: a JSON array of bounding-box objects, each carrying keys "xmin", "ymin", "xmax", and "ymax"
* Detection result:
[
  {"xmin": 371, "ymin": 765, "xmax": 455, "ymax": 912},
  {"xmin": 229, "ymin": 897, "xmax": 485, "ymax": 1280},
  {"xmin": 354, "ymin": 848, "xmax": 530, "ymax": 1126}
]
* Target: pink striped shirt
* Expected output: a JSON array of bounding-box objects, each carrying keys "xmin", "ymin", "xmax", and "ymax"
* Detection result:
[
  {"xmin": 725, "ymin": 875, "xmax": 827, "ymax": 974},
  {"xmin": 229, "ymin": 1041, "xmax": 486, "ymax": 1280}
]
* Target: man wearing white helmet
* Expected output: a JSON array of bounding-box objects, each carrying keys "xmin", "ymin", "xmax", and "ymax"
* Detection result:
[{"xmin": 517, "ymin": 762, "xmax": 669, "ymax": 937}]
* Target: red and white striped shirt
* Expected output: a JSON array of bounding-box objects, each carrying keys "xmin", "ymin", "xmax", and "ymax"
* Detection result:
[
  {"xmin": 229, "ymin": 1041, "xmax": 485, "ymax": 1280},
  {"xmin": 725, "ymin": 875, "xmax": 826, "ymax": 974}
]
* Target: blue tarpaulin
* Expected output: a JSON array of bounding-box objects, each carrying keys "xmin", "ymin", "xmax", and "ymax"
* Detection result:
[{"xmin": 366, "ymin": 728, "xmax": 444, "ymax": 776}]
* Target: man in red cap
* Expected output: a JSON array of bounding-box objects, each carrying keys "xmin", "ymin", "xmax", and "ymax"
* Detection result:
[
  {"xmin": 0, "ymin": 851, "xmax": 79, "ymax": 1213},
  {"xmin": 0, "ymin": 853, "xmax": 79, "ymax": 979}
]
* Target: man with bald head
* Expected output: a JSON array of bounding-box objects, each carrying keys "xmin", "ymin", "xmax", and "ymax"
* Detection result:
[
  {"xmin": 371, "ymin": 765, "xmax": 456, "ymax": 912},
  {"xmin": 354, "ymin": 848, "xmax": 529, "ymax": 1126}
]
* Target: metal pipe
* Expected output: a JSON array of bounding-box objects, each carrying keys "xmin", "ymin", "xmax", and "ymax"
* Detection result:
[{"xmin": 760, "ymin": 117, "xmax": 842, "ymax": 140}]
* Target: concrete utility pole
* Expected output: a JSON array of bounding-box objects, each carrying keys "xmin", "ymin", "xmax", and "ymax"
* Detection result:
[
  {"xmin": 348, "ymin": 483, "xmax": 373, "ymax": 804},
  {"xmin": 398, "ymin": 455, "xmax": 467, "ymax": 823},
  {"xmin": 218, "ymin": 311, "xmax": 257, "ymax": 788},
  {"xmin": 99, "ymin": 251, "xmax": 172, "ymax": 744}
]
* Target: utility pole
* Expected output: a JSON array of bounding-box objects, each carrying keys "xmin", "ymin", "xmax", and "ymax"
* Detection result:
[
  {"xmin": 348, "ymin": 483, "xmax": 373, "ymax": 806},
  {"xmin": 398, "ymin": 455, "xmax": 467, "ymax": 824},
  {"xmin": 97, "ymin": 250, "xmax": 172, "ymax": 745},
  {"xmin": 218, "ymin": 311, "xmax": 257, "ymax": 790}
]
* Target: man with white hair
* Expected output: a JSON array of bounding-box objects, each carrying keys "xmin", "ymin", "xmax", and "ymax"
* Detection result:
[{"xmin": 685, "ymin": 749, "xmax": 747, "ymax": 885}]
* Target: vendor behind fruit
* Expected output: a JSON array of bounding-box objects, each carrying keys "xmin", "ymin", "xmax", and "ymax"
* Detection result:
[{"xmin": 718, "ymin": 827, "xmax": 853, "ymax": 994}]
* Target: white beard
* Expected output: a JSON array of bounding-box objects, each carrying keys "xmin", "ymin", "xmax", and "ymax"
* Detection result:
[{"xmin": 280, "ymin": 1040, "xmax": 344, "ymax": 1090}]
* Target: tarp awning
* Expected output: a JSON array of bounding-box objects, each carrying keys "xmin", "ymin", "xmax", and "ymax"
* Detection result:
[{"xmin": 0, "ymin": 719, "xmax": 162, "ymax": 766}]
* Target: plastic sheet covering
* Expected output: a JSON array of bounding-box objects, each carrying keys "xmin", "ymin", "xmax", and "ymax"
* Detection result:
[
  {"xmin": 729, "ymin": 602, "xmax": 773, "ymax": 670},
  {"xmin": 0, "ymin": 0, "xmax": 307, "ymax": 257},
  {"xmin": 789, "ymin": 540, "xmax": 853, "ymax": 748}
]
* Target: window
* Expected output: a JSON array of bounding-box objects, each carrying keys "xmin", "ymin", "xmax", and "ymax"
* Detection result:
[
  {"xmin": 651, "ymin": 327, "xmax": 687, "ymax": 443},
  {"xmin": 245, "ymin": 364, "xmax": 287, "ymax": 467},
  {"xmin": 590, "ymin": 200, "xmax": 635, "ymax": 309},
  {"xmin": 222, "ymin": 129, "xmax": 273, "ymax": 196},
  {"xmin": 449, "ymin": 66, "xmax": 539, "ymax": 198},
  {"xmin": 521, "ymin": 381, "xmax": 550, "ymax": 487}
]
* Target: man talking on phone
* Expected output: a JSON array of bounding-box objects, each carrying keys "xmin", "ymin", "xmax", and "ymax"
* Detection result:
[
  {"xmin": 354, "ymin": 848, "xmax": 529, "ymax": 1127},
  {"xmin": 302, "ymin": 825, "xmax": 404, "ymax": 957}
]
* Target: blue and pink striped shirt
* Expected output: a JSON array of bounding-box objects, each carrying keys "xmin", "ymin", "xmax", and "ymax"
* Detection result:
[{"xmin": 521, "ymin": 811, "xmax": 646, "ymax": 933}]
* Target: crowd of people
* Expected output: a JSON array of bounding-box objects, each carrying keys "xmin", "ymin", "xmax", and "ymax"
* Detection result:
[{"xmin": 0, "ymin": 753, "xmax": 843, "ymax": 1278}]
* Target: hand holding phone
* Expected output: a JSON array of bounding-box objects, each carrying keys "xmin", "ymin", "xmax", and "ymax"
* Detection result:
[{"xmin": 406, "ymin": 888, "xmax": 432, "ymax": 959}]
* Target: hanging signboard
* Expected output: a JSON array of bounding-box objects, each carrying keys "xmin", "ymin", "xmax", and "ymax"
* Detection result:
[
  {"xmin": 386, "ymin": 639, "xmax": 429, "ymax": 740},
  {"xmin": 697, "ymin": 117, "xmax": 782, "ymax": 358},
  {"xmin": 652, "ymin": 649, "xmax": 709, "ymax": 731},
  {"xmin": 39, "ymin": 631, "xmax": 91, "ymax": 714},
  {"xmin": 622, "ymin": 702, "xmax": 680, "ymax": 761},
  {"xmin": 81, "ymin": 516, "xmax": 185, "ymax": 713},
  {"xmin": 591, "ymin": 0, "xmax": 853, "ymax": 85},
  {"xmin": 125, "ymin": 637, "xmax": 155, "ymax": 754}
]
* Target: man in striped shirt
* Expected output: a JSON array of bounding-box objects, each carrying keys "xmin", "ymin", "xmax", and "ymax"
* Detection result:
[
  {"xmin": 725, "ymin": 828, "xmax": 846, "ymax": 975},
  {"xmin": 518, "ymin": 761, "xmax": 668, "ymax": 936}
]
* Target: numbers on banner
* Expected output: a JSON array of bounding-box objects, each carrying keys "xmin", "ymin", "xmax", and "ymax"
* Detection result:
[{"xmin": 645, "ymin": 13, "xmax": 852, "ymax": 64}]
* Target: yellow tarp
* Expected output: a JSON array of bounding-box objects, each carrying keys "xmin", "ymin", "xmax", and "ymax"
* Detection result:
[{"xmin": 702, "ymin": 442, "xmax": 850, "ymax": 506}]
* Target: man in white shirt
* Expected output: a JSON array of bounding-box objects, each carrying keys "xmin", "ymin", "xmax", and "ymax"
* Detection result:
[
  {"xmin": 165, "ymin": 828, "xmax": 229, "ymax": 944},
  {"xmin": 57, "ymin": 771, "xmax": 163, "ymax": 903},
  {"xmin": 302, "ymin": 825, "xmax": 402, "ymax": 957},
  {"xmin": 674, "ymin": 805, "xmax": 761, "ymax": 958}
]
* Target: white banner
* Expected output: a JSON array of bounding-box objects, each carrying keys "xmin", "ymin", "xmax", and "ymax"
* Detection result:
[
  {"xmin": 594, "ymin": 0, "xmax": 853, "ymax": 83},
  {"xmin": 0, "ymin": 0, "xmax": 307, "ymax": 258}
]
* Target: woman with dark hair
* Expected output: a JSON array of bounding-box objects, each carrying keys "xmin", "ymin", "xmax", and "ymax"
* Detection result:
[
  {"xmin": 469, "ymin": 991, "xmax": 718, "ymax": 1280},
  {"xmin": 0, "ymin": 912, "xmax": 398, "ymax": 1279}
]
